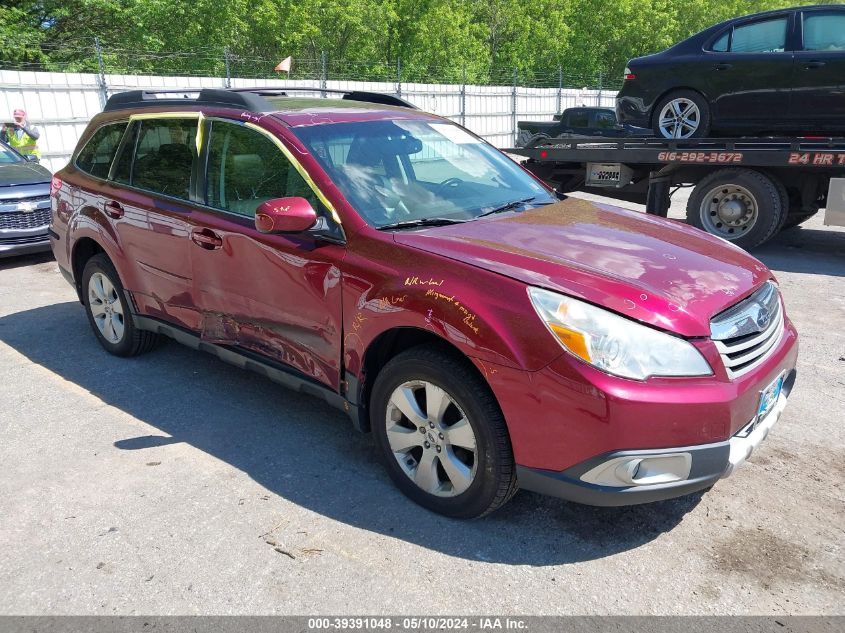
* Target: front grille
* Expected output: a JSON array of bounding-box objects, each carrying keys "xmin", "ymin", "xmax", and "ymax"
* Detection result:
[
  {"xmin": 0, "ymin": 194, "xmax": 50, "ymax": 205},
  {"xmin": 710, "ymin": 281, "xmax": 784, "ymax": 379},
  {"xmin": 0, "ymin": 207, "xmax": 52, "ymax": 230}
]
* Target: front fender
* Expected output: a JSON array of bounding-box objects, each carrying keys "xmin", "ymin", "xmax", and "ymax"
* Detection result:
[{"xmin": 340, "ymin": 238, "xmax": 565, "ymax": 382}]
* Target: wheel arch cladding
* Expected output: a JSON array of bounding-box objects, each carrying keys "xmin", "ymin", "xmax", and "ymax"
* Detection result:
[
  {"xmin": 71, "ymin": 237, "xmax": 105, "ymax": 301},
  {"xmin": 355, "ymin": 327, "xmax": 496, "ymax": 433}
]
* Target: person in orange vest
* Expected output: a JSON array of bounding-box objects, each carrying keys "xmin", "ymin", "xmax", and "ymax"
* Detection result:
[{"xmin": 1, "ymin": 109, "xmax": 41, "ymax": 160}]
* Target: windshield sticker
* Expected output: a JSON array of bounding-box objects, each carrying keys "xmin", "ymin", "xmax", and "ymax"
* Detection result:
[{"xmin": 429, "ymin": 123, "xmax": 481, "ymax": 145}]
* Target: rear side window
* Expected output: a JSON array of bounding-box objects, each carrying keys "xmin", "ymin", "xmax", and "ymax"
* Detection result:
[
  {"xmin": 206, "ymin": 121, "xmax": 324, "ymax": 219},
  {"xmin": 568, "ymin": 111, "xmax": 589, "ymax": 127},
  {"xmin": 75, "ymin": 123, "xmax": 127, "ymax": 178},
  {"xmin": 803, "ymin": 13, "xmax": 845, "ymax": 51},
  {"xmin": 131, "ymin": 119, "xmax": 198, "ymax": 200},
  {"xmin": 730, "ymin": 18, "xmax": 788, "ymax": 53}
]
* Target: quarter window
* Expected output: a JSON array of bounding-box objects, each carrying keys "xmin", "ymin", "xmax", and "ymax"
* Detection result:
[
  {"xmin": 729, "ymin": 18, "xmax": 788, "ymax": 53},
  {"xmin": 75, "ymin": 123, "xmax": 127, "ymax": 179},
  {"xmin": 111, "ymin": 122, "xmax": 139, "ymax": 185},
  {"xmin": 803, "ymin": 13, "xmax": 845, "ymax": 51},
  {"xmin": 205, "ymin": 121, "xmax": 326, "ymax": 221},
  {"xmin": 711, "ymin": 31, "xmax": 729, "ymax": 52}
]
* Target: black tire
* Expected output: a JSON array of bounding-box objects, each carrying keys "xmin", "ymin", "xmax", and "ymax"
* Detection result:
[
  {"xmin": 370, "ymin": 345, "xmax": 518, "ymax": 518},
  {"xmin": 686, "ymin": 169, "xmax": 784, "ymax": 250},
  {"xmin": 652, "ymin": 90, "xmax": 711, "ymax": 139},
  {"xmin": 81, "ymin": 253, "xmax": 160, "ymax": 357},
  {"xmin": 771, "ymin": 175, "xmax": 790, "ymax": 233},
  {"xmin": 781, "ymin": 209, "xmax": 819, "ymax": 230}
]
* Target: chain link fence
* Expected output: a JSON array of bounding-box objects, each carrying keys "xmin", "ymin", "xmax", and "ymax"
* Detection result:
[{"xmin": 1, "ymin": 39, "xmax": 621, "ymax": 173}]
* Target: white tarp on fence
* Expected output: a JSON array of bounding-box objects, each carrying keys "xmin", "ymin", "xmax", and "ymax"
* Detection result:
[{"xmin": 0, "ymin": 70, "xmax": 615, "ymax": 173}]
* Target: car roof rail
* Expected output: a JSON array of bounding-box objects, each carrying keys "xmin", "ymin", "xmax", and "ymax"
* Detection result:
[
  {"xmin": 103, "ymin": 89, "xmax": 273, "ymax": 113},
  {"xmin": 103, "ymin": 87, "xmax": 419, "ymax": 114},
  {"xmin": 229, "ymin": 87, "xmax": 419, "ymax": 110}
]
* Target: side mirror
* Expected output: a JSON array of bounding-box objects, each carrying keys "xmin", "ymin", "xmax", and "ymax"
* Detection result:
[
  {"xmin": 24, "ymin": 154, "xmax": 39, "ymax": 163},
  {"xmin": 255, "ymin": 197, "xmax": 318, "ymax": 234}
]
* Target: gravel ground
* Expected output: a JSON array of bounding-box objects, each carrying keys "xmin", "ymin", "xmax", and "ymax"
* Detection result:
[{"xmin": 0, "ymin": 199, "xmax": 843, "ymax": 615}]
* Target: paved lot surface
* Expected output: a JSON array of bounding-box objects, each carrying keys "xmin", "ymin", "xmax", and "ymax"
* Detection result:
[{"xmin": 1, "ymin": 198, "xmax": 843, "ymax": 615}]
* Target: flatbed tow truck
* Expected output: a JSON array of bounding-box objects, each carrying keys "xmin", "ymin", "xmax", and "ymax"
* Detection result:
[{"xmin": 509, "ymin": 136, "xmax": 845, "ymax": 249}]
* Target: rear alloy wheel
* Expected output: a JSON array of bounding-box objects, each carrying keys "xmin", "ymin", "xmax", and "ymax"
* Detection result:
[
  {"xmin": 88, "ymin": 271, "xmax": 125, "ymax": 345},
  {"xmin": 653, "ymin": 91, "xmax": 711, "ymax": 139},
  {"xmin": 82, "ymin": 253, "xmax": 161, "ymax": 357},
  {"xmin": 687, "ymin": 169, "xmax": 784, "ymax": 250},
  {"xmin": 371, "ymin": 346, "xmax": 517, "ymax": 518}
]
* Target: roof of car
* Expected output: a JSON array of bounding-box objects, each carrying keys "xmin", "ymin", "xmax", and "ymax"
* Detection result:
[
  {"xmin": 102, "ymin": 88, "xmax": 435, "ymax": 127},
  {"xmin": 266, "ymin": 97, "xmax": 437, "ymax": 126}
]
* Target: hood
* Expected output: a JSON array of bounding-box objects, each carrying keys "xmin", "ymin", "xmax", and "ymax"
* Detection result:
[
  {"xmin": 0, "ymin": 161, "xmax": 51, "ymax": 187},
  {"xmin": 393, "ymin": 198, "xmax": 771, "ymax": 337}
]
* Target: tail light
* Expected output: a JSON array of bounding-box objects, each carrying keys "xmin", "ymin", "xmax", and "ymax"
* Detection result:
[
  {"xmin": 50, "ymin": 176, "xmax": 62, "ymax": 196},
  {"xmin": 624, "ymin": 67, "xmax": 636, "ymax": 80}
]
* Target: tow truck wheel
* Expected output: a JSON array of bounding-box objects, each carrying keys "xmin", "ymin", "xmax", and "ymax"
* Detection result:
[
  {"xmin": 782, "ymin": 209, "xmax": 819, "ymax": 230},
  {"xmin": 687, "ymin": 169, "xmax": 784, "ymax": 250}
]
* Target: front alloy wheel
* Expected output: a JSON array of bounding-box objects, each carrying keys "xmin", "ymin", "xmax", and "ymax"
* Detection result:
[
  {"xmin": 385, "ymin": 380, "xmax": 478, "ymax": 497},
  {"xmin": 371, "ymin": 346, "xmax": 518, "ymax": 518}
]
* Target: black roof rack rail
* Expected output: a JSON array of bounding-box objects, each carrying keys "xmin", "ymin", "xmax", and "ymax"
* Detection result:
[
  {"xmin": 103, "ymin": 88, "xmax": 272, "ymax": 113},
  {"xmin": 229, "ymin": 87, "xmax": 419, "ymax": 110},
  {"xmin": 103, "ymin": 87, "xmax": 419, "ymax": 114}
]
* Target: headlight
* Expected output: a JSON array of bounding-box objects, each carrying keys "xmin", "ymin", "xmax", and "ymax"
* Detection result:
[{"xmin": 528, "ymin": 287, "xmax": 712, "ymax": 380}]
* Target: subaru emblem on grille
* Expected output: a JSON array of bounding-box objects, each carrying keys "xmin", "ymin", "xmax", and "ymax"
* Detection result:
[
  {"xmin": 17, "ymin": 201, "xmax": 37, "ymax": 213},
  {"xmin": 756, "ymin": 307, "xmax": 770, "ymax": 330}
]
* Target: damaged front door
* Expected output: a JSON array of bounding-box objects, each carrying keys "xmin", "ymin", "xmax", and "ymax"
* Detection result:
[{"xmin": 189, "ymin": 118, "xmax": 345, "ymax": 390}]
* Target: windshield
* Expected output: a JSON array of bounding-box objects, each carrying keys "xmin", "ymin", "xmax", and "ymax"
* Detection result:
[
  {"xmin": 293, "ymin": 119, "xmax": 554, "ymax": 228},
  {"xmin": 0, "ymin": 142, "xmax": 23, "ymax": 164}
]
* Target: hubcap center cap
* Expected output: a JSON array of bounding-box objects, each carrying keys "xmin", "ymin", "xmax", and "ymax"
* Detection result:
[{"xmin": 720, "ymin": 199, "xmax": 746, "ymax": 222}]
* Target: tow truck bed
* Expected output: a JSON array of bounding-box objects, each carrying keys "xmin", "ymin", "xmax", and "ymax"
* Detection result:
[{"xmin": 509, "ymin": 136, "xmax": 845, "ymax": 248}]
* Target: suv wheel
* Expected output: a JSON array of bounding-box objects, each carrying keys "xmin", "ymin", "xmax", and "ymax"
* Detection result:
[
  {"xmin": 371, "ymin": 346, "xmax": 518, "ymax": 518},
  {"xmin": 82, "ymin": 253, "xmax": 160, "ymax": 357}
]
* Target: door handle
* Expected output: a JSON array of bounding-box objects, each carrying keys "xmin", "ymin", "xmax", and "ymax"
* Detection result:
[
  {"xmin": 190, "ymin": 228, "xmax": 223, "ymax": 250},
  {"xmin": 803, "ymin": 60, "xmax": 826, "ymax": 69},
  {"xmin": 714, "ymin": 63, "xmax": 733, "ymax": 71},
  {"xmin": 103, "ymin": 200, "xmax": 124, "ymax": 219}
]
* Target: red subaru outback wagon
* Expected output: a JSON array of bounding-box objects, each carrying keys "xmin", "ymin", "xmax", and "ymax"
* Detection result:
[{"xmin": 50, "ymin": 88, "xmax": 798, "ymax": 518}]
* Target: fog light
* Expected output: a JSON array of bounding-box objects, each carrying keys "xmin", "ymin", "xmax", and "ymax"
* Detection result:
[{"xmin": 581, "ymin": 452, "xmax": 692, "ymax": 487}]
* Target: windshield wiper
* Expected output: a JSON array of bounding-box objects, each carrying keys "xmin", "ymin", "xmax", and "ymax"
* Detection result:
[
  {"xmin": 476, "ymin": 196, "xmax": 537, "ymax": 218},
  {"xmin": 377, "ymin": 217, "xmax": 469, "ymax": 231}
]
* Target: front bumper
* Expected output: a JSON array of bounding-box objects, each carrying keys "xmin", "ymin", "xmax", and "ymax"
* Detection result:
[
  {"xmin": 0, "ymin": 231, "xmax": 51, "ymax": 258},
  {"xmin": 517, "ymin": 368, "xmax": 796, "ymax": 506}
]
